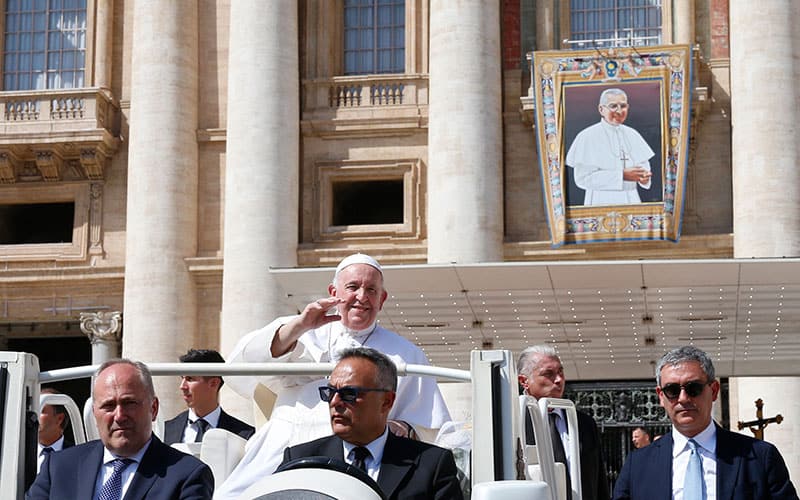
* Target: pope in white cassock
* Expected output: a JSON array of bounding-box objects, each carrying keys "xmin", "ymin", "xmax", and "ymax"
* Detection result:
[
  {"xmin": 214, "ymin": 253, "xmax": 452, "ymax": 499},
  {"xmin": 565, "ymin": 88, "xmax": 656, "ymax": 206}
]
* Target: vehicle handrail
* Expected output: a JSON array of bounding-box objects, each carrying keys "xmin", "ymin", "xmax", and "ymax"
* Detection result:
[
  {"xmin": 39, "ymin": 393, "xmax": 86, "ymax": 445},
  {"xmin": 39, "ymin": 362, "xmax": 472, "ymax": 384}
]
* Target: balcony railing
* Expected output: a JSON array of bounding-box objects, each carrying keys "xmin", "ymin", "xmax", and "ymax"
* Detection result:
[
  {"xmin": 302, "ymin": 74, "xmax": 428, "ymax": 138},
  {"xmin": 0, "ymin": 87, "xmax": 119, "ymax": 183}
]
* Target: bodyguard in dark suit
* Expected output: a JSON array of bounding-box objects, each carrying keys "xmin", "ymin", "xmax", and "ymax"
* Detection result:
[
  {"xmin": 613, "ymin": 346, "xmax": 798, "ymax": 500},
  {"xmin": 36, "ymin": 388, "xmax": 74, "ymax": 473},
  {"xmin": 27, "ymin": 359, "xmax": 213, "ymax": 499},
  {"xmin": 164, "ymin": 349, "xmax": 254, "ymax": 444},
  {"xmin": 278, "ymin": 346, "xmax": 463, "ymax": 500},
  {"xmin": 517, "ymin": 345, "xmax": 609, "ymax": 500}
]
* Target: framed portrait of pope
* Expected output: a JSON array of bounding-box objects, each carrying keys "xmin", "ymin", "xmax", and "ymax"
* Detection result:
[{"xmin": 532, "ymin": 45, "xmax": 691, "ymax": 246}]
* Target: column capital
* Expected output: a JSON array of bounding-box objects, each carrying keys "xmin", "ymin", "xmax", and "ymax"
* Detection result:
[{"xmin": 80, "ymin": 311, "xmax": 122, "ymax": 343}]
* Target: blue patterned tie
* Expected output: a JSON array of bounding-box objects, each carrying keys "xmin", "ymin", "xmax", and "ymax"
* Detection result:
[
  {"xmin": 684, "ymin": 439, "xmax": 704, "ymax": 500},
  {"xmin": 97, "ymin": 458, "xmax": 134, "ymax": 500}
]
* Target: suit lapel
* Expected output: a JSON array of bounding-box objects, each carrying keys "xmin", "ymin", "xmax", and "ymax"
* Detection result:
[
  {"xmin": 377, "ymin": 433, "xmax": 415, "ymax": 499},
  {"xmin": 319, "ymin": 435, "xmax": 346, "ymax": 459},
  {"xmin": 122, "ymin": 435, "xmax": 163, "ymax": 500},
  {"xmin": 76, "ymin": 441, "xmax": 105, "ymax": 499},
  {"xmin": 653, "ymin": 434, "xmax": 674, "ymax": 499},
  {"xmin": 715, "ymin": 426, "xmax": 742, "ymax": 500},
  {"xmin": 164, "ymin": 410, "xmax": 188, "ymax": 444}
]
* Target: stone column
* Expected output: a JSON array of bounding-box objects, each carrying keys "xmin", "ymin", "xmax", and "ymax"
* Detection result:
[
  {"xmin": 123, "ymin": 1, "xmax": 198, "ymax": 419},
  {"xmin": 730, "ymin": 0, "xmax": 800, "ymax": 480},
  {"xmin": 93, "ymin": 0, "xmax": 114, "ymax": 90},
  {"xmin": 535, "ymin": 0, "xmax": 557, "ymax": 50},
  {"xmin": 220, "ymin": 0, "xmax": 299, "ymax": 417},
  {"xmin": 427, "ymin": 0, "xmax": 504, "ymax": 263},
  {"xmin": 80, "ymin": 311, "xmax": 122, "ymax": 364},
  {"xmin": 672, "ymin": 0, "xmax": 695, "ymax": 45}
]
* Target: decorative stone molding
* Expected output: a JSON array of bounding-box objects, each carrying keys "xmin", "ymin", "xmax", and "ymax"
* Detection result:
[
  {"xmin": 0, "ymin": 87, "xmax": 119, "ymax": 183},
  {"xmin": 34, "ymin": 149, "xmax": 64, "ymax": 182},
  {"xmin": 0, "ymin": 150, "xmax": 22, "ymax": 184},
  {"xmin": 89, "ymin": 182, "xmax": 105, "ymax": 256},
  {"xmin": 80, "ymin": 148, "xmax": 109, "ymax": 180},
  {"xmin": 80, "ymin": 310, "xmax": 122, "ymax": 343}
]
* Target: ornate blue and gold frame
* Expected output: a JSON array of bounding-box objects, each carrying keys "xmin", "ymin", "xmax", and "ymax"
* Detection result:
[{"xmin": 532, "ymin": 45, "xmax": 692, "ymax": 246}]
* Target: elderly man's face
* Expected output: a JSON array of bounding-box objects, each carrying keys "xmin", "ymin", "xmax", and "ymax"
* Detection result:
[
  {"xmin": 93, "ymin": 363, "xmax": 158, "ymax": 457},
  {"xmin": 656, "ymin": 360, "xmax": 719, "ymax": 438},
  {"xmin": 329, "ymin": 264, "xmax": 388, "ymax": 331},
  {"xmin": 518, "ymin": 355, "xmax": 566, "ymax": 399},
  {"xmin": 599, "ymin": 94, "xmax": 629, "ymax": 126},
  {"xmin": 327, "ymin": 356, "xmax": 395, "ymax": 446}
]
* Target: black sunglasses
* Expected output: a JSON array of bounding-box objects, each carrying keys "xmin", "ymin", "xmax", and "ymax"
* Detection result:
[
  {"xmin": 660, "ymin": 380, "xmax": 710, "ymax": 400},
  {"xmin": 318, "ymin": 385, "xmax": 390, "ymax": 403}
]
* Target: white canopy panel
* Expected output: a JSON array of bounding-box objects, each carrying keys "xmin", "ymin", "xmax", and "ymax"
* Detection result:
[{"xmin": 270, "ymin": 258, "xmax": 800, "ymax": 380}]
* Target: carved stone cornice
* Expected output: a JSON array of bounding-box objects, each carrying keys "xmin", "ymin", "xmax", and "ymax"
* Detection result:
[
  {"xmin": 0, "ymin": 149, "xmax": 22, "ymax": 184},
  {"xmin": 80, "ymin": 310, "xmax": 122, "ymax": 343},
  {"xmin": 34, "ymin": 149, "xmax": 64, "ymax": 181}
]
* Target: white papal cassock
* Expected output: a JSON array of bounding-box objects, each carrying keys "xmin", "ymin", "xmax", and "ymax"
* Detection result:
[
  {"xmin": 566, "ymin": 120, "xmax": 655, "ymax": 206},
  {"xmin": 213, "ymin": 317, "xmax": 452, "ymax": 499}
]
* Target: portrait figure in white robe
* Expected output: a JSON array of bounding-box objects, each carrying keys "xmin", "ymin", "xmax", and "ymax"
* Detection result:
[{"xmin": 565, "ymin": 87, "xmax": 660, "ymax": 207}]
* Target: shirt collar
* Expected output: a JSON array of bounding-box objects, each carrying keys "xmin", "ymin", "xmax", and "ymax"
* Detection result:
[
  {"xmin": 39, "ymin": 434, "xmax": 66, "ymax": 453},
  {"xmin": 342, "ymin": 427, "xmax": 389, "ymax": 466},
  {"xmin": 103, "ymin": 435, "xmax": 152, "ymax": 465},
  {"xmin": 671, "ymin": 420, "xmax": 717, "ymax": 457},
  {"xmin": 188, "ymin": 405, "xmax": 222, "ymax": 428}
]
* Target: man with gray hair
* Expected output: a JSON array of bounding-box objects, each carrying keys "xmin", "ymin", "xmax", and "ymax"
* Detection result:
[
  {"xmin": 565, "ymin": 87, "xmax": 655, "ymax": 206},
  {"xmin": 216, "ymin": 253, "xmax": 451, "ymax": 498},
  {"xmin": 517, "ymin": 345, "xmax": 609, "ymax": 500},
  {"xmin": 281, "ymin": 347, "xmax": 463, "ymax": 499},
  {"xmin": 613, "ymin": 346, "xmax": 797, "ymax": 500}
]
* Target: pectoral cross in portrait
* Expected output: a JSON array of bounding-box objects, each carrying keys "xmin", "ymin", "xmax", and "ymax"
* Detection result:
[
  {"xmin": 737, "ymin": 398, "xmax": 783, "ymax": 440},
  {"xmin": 620, "ymin": 149, "xmax": 630, "ymax": 168}
]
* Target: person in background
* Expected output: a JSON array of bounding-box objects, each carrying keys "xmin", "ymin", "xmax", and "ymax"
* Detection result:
[
  {"xmin": 164, "ymin": 348, "xmax": 255, "ymax": 444},
  {"xmin": 37, "ymin": 388, "xmax": 73, "ymax": 473},
  {"xmin": 630, "ymin": 426, "xmax": 651, "ymax": 449},
  {"xmin": 517, "ymin": 345, "xmax": 609, "ymax": 500}
]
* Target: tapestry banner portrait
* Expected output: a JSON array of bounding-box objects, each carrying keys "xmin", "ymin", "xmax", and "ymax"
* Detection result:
[{"xmin": 532, "ymin": 45, "xmax": 692, "ymax": 246}]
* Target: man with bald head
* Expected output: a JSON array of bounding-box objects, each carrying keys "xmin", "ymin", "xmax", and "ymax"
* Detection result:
[
  {"xmin": 216, "ymin": 253, "xmax": 451, "ymax": 499},
  {"xmin": 27, "ymin": 359, "xmax": 213, "ymax": 499}
]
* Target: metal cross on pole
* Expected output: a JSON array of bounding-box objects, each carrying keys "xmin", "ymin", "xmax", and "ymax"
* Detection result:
[{"xmin": 737, "ymin": 398, "xmax": 783, "ymax": 440}]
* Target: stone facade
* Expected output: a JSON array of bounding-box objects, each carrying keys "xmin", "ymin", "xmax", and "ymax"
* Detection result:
[{"xmin": 3, "ymin": 0, "xmax": 799, "ymax": 476}]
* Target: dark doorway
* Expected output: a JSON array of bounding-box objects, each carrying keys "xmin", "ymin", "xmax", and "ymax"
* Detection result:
[{"xmin": 7, "ymin": 335, "xmax": 93, "ymax": 439}]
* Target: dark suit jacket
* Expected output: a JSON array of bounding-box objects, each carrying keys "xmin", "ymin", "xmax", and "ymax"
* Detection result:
[
  {"xmin": 612, "ymin": 425, "xmax": 798, "ymax": 500},
  {"xmin": 526, "ymin": 409, "xmax": 610, "ymax": 500},
  {"xmin": 26, "ymin": 435, "xmax": 214, "ymax": 500},
  {"xmin": 163, "ymin": 409, "xmax": 255, "ymax": 444},
  {"xmin": 281, "ymin": 432, "xmax": 464, "ymax": 500}
]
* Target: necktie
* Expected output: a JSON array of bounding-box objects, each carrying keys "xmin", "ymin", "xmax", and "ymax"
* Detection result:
[
  {"xmin": 194, "ymin": 418, "xmax": 209, "ymax": 442},
  {"xmin": 351, "ymin": 446, "xmax": 370, "ymax": 472},
  {"xmin": 549, "ymin": 412, "xmax": 572, "ymax": 500},
  {"xmin": 549, "ymin": 412, "xmax": 568, "ymax": 466},
  {"xmin": 684, "ymin": 439, "xmax": 705, "ymax": 500},
  {"xmin": 97, "ymin": 458, "xmax": 134, "ymax": 500},
  {"xmin": 41, "ymin": 447, "xmax": 54, "ymax": 456}
]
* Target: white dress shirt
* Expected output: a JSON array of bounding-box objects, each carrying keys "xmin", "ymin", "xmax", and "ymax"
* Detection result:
[
  {"xmin": 342, "ymin": 427, "xmax": 389, "ymax": 482},
  {"xmin": 182, "ymin": 406, "xmax": 222, "ymax": 443},
  {"xmin": 93, "ymin": 438, "xmax": 152, "ymax": 500},
  {"xmin": 671, "ymin": 421, "xmax": 717, "ymax": 500},
  {"xmin": 37, "ymin": 434, "xmax": 66, "ymax": 473}
]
